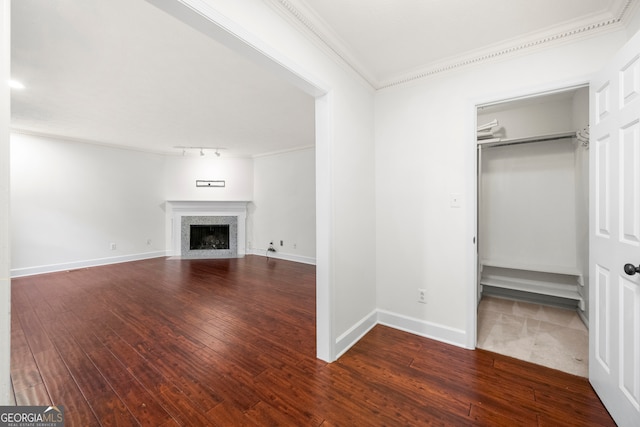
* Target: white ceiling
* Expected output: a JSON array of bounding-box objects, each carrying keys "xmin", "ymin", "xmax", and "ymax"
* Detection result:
[
  {"xmin": 10, "ymin": 0, "xmax": 316, "ymax": 157},
  {"xmin": 10, "ymin": 0, "xmax": 635, "ymax": 156},
  {"xmin": 290, "ymin": 0, "xmax": 632, "ymax": 86}
]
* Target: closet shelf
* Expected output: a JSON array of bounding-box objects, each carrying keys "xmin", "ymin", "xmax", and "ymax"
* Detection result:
[
  {"xmin": 480, "ymin": 273, "xmax": 584, "ymax": 309},
  {"xmin": 477, "ymin": 131, "xmax": 575, "ymax": 148},
  {"xmin": 480, "ymin": 259, "xmax": 581, "ymax": 277}
]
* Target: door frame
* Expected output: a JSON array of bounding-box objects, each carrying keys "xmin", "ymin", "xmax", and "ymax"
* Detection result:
[{"xmin": 467, "ymin": 79, "xmax": 591, "ymax": 350}]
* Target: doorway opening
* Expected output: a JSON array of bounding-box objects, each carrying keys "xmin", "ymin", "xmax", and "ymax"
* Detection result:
[{"xmin": 475, "ymin": 86, "xmax": 590, "ymax": 376}]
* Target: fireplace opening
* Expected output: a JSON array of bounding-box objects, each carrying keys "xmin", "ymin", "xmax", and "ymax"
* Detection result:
[{"xmin": 190, "ymin": 224, "xmax": 230, "ymax": 250}]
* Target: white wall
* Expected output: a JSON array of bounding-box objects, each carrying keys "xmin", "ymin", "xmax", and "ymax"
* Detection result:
[
  {"xmin": 164, "ymin": 154, "xmax": 253, "ymax": 201},
  {"xmin": 173, "ymin": 0, "xmax": 377, "ymax": 360},
  {"xmin": 0, "ymin": 0, "xmax": 11, "ymax": 405},
  {"xmin": 375, "ymin": 31, "xmax": 629, "ymax": 348},
  {"xmin": 250, "ymin": 147, "xmax": 315, "ymax": 263},
  {"xmin": 8, "ymin": 2, "xmax": 631, "ymax": 379},
  {"xmin": 478, "ymin": 95, "xmax": 581, "ymax": 270},
  {"xmin": 480, "ymin": 139, "xmax": 578, "ymax": 269},
  {"xmin": 11, "ymin": 134, "xmax": 320, "ymax": 277},
  {"xmin": 10, "ymin": 133, "xmax": 167, "ymax": 276}
]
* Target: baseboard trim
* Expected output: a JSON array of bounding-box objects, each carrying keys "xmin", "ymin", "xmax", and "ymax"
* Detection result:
[
  {"xmin": 247, "ymin": 249, "xmax": 316, "ymax": 265},
  {"xmin": 10, "ymin": 251, "xmax": 168, "ymax": 278},
  {"xmin": 334, "ymin": 309, "xmax": 469, "ymax": 360},
  {"xmin": 377, "ymin": 310, "xmax": 468, "ymax": 349},
  {"xmin": 577, "ymin": 307, "xmax": 589, "ymax": 329},
  {"xmin": 335, "ymin": 309, "xmax": 378, "ymax": 359}
]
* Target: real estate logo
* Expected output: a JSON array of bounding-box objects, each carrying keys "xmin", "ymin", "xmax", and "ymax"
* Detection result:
[{"xmin": 0, "ymin": 406, "xmax": 64, "ymax": 427}]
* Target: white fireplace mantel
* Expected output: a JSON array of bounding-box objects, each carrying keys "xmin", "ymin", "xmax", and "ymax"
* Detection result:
[{"xmin": 166, "ymin": 201, "xmax": 249, "ymax": 257}]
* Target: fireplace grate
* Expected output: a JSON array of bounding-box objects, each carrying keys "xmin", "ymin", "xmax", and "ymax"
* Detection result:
[{"xmin": 190, "ymin": 224, "xmax": 230, "ymax": 250}]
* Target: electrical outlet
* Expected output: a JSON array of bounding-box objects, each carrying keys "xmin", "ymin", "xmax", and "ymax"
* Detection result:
[
  {"xmin": 147, "ymin": 238, "xmax": 152, "ymax": 245},
  {"xmin": 418, "ymin": 289, "xmax": 427, "ymax": 304},
  {"xmin": 110, "ymin": 243, "xmax": 117, "ymax": 250},
  {"xmin": 280, "ymin": 240, "xmax": 283, "ymax": 246}
]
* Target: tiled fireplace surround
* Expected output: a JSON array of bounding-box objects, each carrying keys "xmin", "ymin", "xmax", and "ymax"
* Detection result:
[{"xmin": 166, "ymin": 201, "xmax": 248, "ymax": 259}]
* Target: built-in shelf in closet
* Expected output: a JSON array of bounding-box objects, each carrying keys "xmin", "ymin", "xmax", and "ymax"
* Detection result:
[{"xmin": 479, "ymin": 261, "xmax": 584, "ymax": 310}]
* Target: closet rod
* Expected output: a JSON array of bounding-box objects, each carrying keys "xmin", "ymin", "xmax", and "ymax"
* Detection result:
[{"xmin": 477, "ymin": 132, "xmax": 575, "ymax": 149}]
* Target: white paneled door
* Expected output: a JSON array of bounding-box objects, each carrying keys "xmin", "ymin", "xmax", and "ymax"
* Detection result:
[{"xmin": 590, "ymin": 30, "xmax": 640, "ymax": 427}]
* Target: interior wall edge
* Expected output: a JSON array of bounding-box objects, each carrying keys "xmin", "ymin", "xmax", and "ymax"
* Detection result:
[{"xmin": 0, "ymin": 0, "xmax": 11, "ymax": 406}]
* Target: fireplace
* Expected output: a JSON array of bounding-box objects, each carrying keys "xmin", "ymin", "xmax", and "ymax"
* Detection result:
[
  {"xmin": 180, "ymin": 216, "xmax": 237, "ymax": 258},
  {"xmin": 166, "ymin": 201, "xmax": 248, "ymax": 259},
  {"xmin": 190, "ymin": 224, "xmax": 230, "ymax": 250}
]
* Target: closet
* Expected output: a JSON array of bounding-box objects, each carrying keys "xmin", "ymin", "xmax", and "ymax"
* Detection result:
[{"xmin": 477, "ymin": 87, "xmax": 589, "ymax": 321}]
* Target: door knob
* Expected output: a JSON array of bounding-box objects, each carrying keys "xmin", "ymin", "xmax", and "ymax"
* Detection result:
[{"xmin": 624, "ymin": 264, "xmax": 640, "ymax": 276}]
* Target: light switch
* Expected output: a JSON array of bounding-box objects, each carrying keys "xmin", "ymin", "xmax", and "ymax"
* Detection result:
[{"xmin": 450, "ymin": 193, "xmax": 461, "ymax": 208}]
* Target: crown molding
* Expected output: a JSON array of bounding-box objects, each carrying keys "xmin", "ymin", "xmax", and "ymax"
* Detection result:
[
  {"xmin": 10, "ymin": 128, "xmax": 172, "ymax": 156},
  {"xmin": 615, "ymin": 0, "xmax": 636, "ymax": 20},
  {"xmin": 271, "ymin": 0, "xmax": 638, "ymax": 90},
  {"xmin": 11, "ymin": 128, "xmax": 310, "ymax": 159},
  {"xmin": 266, "ymin": 0, "xmax": 377, "ymax": 89},
  {"xmin": 251, "ymin": 144, "xmax": 315, "ymax": 159},
  {"xmin": 379, "ymin": 0, "xmax": 637, "ymax": 89}
]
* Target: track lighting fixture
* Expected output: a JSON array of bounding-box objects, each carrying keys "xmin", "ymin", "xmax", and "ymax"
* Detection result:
[{"xmin": 173, "ymin": 146, "xmax": 227, "ymax": 157}]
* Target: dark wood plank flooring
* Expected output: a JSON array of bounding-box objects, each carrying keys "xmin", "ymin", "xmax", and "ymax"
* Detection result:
[{"xmin": 10, "ymin": 256, "xmax": 614, "ymax": 426}]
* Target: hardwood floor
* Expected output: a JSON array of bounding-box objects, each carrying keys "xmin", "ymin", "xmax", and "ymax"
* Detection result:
[{"xmin": 11, "ymin": 256, "xmax": 614, "ymax": 426}]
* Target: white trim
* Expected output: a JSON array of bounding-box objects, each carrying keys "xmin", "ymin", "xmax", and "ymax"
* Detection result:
[
  {"xmin": 377, "ymin": 310, "xmax": 468, "ymax": 349},
  {"xmin": 246, "ymin": 249, "xmax": 316, "ymax": 265},
  {"xmin": 334, "ymin": 309, "xmax": 469, "ymax": 360},
  {"xmin": 335, "ymin": 309, "xmax": 378, "ymax": 358},
  {"xmin": 267, "ymin": 0, "xmax": 376, "ymax": 88},
  {"xmin": 0, "ymin": 0, "xmax": 10, "ymax": 406},
  {"xmin": 466, "ymin": 99, "xmax": 479, "ymax": 350},
  {"xmin": 315, "ymin": 92, "xmax": 334, "ymax": 361},
  {"xmin": 577, "ymin": 308, "xmax": 589, "ymax": 329},
  {"xmin": 251, "ymin": 144, "xmax": 315, "ymax": 159},
  {"xmin": 378, "ymin": 20, "xmax": 624, "ymax": 89},
  {"xmin": 10, "ymin": 129, "xmax": 171, "ymax": 156},
  {"xmin": 270, "ymin": 0, "xmax": 635, "ymax": 89},
  {"xmin": 10, "ymin": 251, "xmax": 168, "ymax": 278}
]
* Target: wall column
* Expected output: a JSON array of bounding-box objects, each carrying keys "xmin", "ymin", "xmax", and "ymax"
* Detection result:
[{"xmin": 0, "ymin": 0, "xmax": 11, "ymax": 405}]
